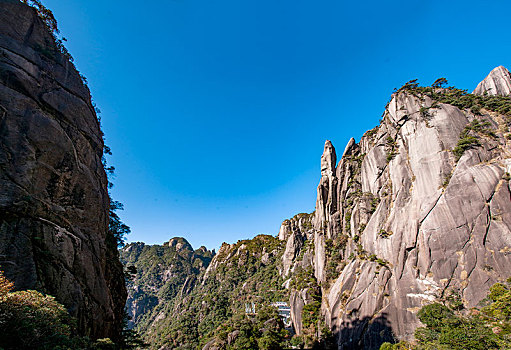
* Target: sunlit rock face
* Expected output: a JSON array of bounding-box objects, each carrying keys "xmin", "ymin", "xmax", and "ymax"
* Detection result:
[
  {"xmin": 0, "ymin": 0, "xmax": 126, "ymax": 340},
  {"xmin": 473, "ymin": 65, "xmax": 511, "ymax": 96},
  {"xmin": 280, "ymin": 66, "xmax": 511, "ymax": 349}
]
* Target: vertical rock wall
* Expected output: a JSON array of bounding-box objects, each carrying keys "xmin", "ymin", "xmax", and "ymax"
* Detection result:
[
  {"xmin": 280, "ymin": 67, "xmax": 511, "ymax": 349},
  {"xmin": 0, "ymin": 0, "xmax": 126, "ymax": 340}
]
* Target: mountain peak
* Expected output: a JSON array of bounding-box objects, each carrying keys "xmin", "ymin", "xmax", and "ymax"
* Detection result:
[
  {"xmin": 168, "ymin": 237, "xmax": 193, "ymax": 252},
  {"xmin": 473, "ymin": 65, "xmax": 511, "ymax": 96},
  {"xmin": 320, "ymin": 140, "xmax": 336, "ymax": 177}
]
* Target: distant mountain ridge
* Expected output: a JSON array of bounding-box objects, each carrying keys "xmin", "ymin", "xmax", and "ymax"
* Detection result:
[
  {"xmin": 121, "ymin": 234, "xmax": 291, "ymax": 349},
  {"xmin": 121, "ymin": 237, "xmax": 214, "ymax": 329}
]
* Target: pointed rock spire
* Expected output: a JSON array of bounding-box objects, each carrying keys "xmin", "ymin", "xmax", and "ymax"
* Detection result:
[
  {"xmin": 473, "ymin": 66, "xmax": 511, "ymax": 96},
  {"xmin": 320, "ymin": 140, "xmax": 337, "ymax": 178},
  {"xmin": 342, "ymin": 137, "xmax": 356, "ymax": 158}
]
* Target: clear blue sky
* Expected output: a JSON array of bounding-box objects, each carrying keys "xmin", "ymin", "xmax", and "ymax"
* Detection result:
[{"xmin": 43, "ymin": 0, "xmax": 511, "ymax": 250}]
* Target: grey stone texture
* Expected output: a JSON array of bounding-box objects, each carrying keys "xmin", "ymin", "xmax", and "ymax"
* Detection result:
[
  {"xmin": 0, "ymin": 0, "xmax": 126, "ymax": 340},
  {"xmin": 473, "ymin": 66, "xmax": 511, "ymax": 96},
  {"xmin": 280, "ymin": 67, "xmax": 511, "ymax": 348}
]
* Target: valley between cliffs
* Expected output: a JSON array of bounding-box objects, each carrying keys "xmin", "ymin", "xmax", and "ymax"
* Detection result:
[
  {"xmin": 123, "ymin": 67, "xmax": 511, "ymax": 349},
  {"xmin": 2, "ymin": 0, "xmax": 510, "ymax": 349}
]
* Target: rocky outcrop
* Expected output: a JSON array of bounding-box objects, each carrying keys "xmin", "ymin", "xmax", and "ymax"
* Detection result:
[
  {"xmin": 279, "ymin": 213, "xmax": 314, "ymax": 277},
  {"xmin": 0, "ymin": 0, "xmax": 125, "ymax": 340},
  {"xmin": 281, "ymin": 68, "xmax": 511, "ymax": 348},
  {"xmin": 473, "ymin": 65, "xmax": 511, "ymax": 96}
]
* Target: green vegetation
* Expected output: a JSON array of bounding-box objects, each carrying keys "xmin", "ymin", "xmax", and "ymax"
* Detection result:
[
  {"xmin": 343, "ymin": 163, "xmax": 365, "ymax": 235},
  {"xmin": 365, "ymin": 192, "xmax": 380, "ymax": 214},
  {"xmin": 442, "ymin": 172, "xmax": 452, "ymax": 188},
  {"xmin": 0, "ymin": 271, "xmax": 144, "ymax": 349},
  {"xmin": 325, "ymin": 236, "xmax": 348, "ymax": 280},
  {"xmin": 321, "ymin": 153, "xmax": 379, "ymax": 283},
  {"xmin": 120, "ymin": 239, "xmax": 213, "ymax": 334},
  {"xmin": 103, "ymin": 139, "xmax": 130, "ymax": 249},
  {"xmin": 379, "ymin": 229, "xmax": 392, "ymax": 239},
  {"xmin": 376, "ymin": 258, "xmax": 388, "ymax": 267},
  {"xmin": 193, "ymin": 236, "xmax": 287, "ymax": 349},
  {"xmin": 20, "ymin": 0, "xmax": 58, "ymax": 33},
  {"xmin": 296, "ymin": 237, "xmax": 314, "ymax": 263},
  {"xmin": 123, "ymin": 235, "xmax": 289, "ymax": 349},
  {"xmin": 21, "ymin": 0, "xmax": 74, "ymax": 63},
  {"xmin": 197, "ymin": 305, "xmax": 288, "ymax": 350},
  {"xmin": 365, "ymin": 126, "xmax": 380, "ymax": 140},
  {"xmin": 394, "ymin": 78, "xmax": 511, "ymax": 161},
  {"xmin": 0, "ymin": 270, "xmax": 78, "ymax": 349},
  {"xmin": 108, "ymin": 200, "xmax": 131, "ymax": 248},
  {"xmin": 292, "ymin": 212, "xmax": 314, "ymax": 231},
  {"xmin": 349, "ymin": 153, "xmax": 366, "ymax": 167},
  {"xmin": 291, "ymin": 266, "xmax": 317, "ymax": 290},
  {"xmin": 453, "ymin": 119, "xmax": 495, "ymax": 161},
  {"xmin": 356, "ymin": 242, "xmax": 368, "ymax": 260},
  {"xmin": 386, "ymin": 136, "xmax": 399, "ymax": 162},
  {"xmin": 344, "ymin": 210, "xmax": 352, "ymax": 232},
  {"xmin": 366, "ymin": 254, "xmax": 389, "ymax": 267},
  {"xmin": 380, "ymin": 279, "xmax": 511, "ymax": 349},
  {"xmin": 302, "ymin": 300, "xmax": 321, "ymax": 329},
  {"xmin": 432, "ymin": 78, "xmax": 449, "ymax": 89},
  {"xmin": 396, "ymin": 78, "xmax": 511, "ymax": 118},
  {"xmin": 453, "ymin": 135, "xmax": 480, "ymax": 161},
  {"xmin": 297, "ymin": 285, "xmax": 322, "ymax": 349}
]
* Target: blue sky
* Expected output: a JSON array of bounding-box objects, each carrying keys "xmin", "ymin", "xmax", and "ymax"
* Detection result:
[{"xmin": 43, "ymin": 0, "xmax": 511, "ymax": 250}]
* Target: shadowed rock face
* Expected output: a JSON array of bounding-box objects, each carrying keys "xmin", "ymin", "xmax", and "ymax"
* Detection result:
[
  {"xmin": 280, "ymin": 67, "xmax": 511, "ymax": 349},
  {"xmin": 0, "ymin": 0, "xmax": 126, "ymax": 340}
]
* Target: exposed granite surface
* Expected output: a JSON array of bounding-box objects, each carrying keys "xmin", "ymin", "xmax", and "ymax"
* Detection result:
[{"xmin": 280, "ymin": 67, "xmax": 511, "ymax": 348}]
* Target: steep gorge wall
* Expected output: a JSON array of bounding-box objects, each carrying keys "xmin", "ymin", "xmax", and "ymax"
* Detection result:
[
  {"xmin": 281, "ymin": 66, "xmax": 511, "ymax": 348},
  {"xmin": 0, "ymin": 0, "xmax": 126, "ymax": 340}
]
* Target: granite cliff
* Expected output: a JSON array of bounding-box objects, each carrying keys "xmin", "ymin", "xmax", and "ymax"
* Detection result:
[
  {"xmin": 0, "ymin": 0, "xmax": 126, "ymax": 340},
  {"xmin": 281, "ymin": 66, "xmax": 511, "ymax": 348}
]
